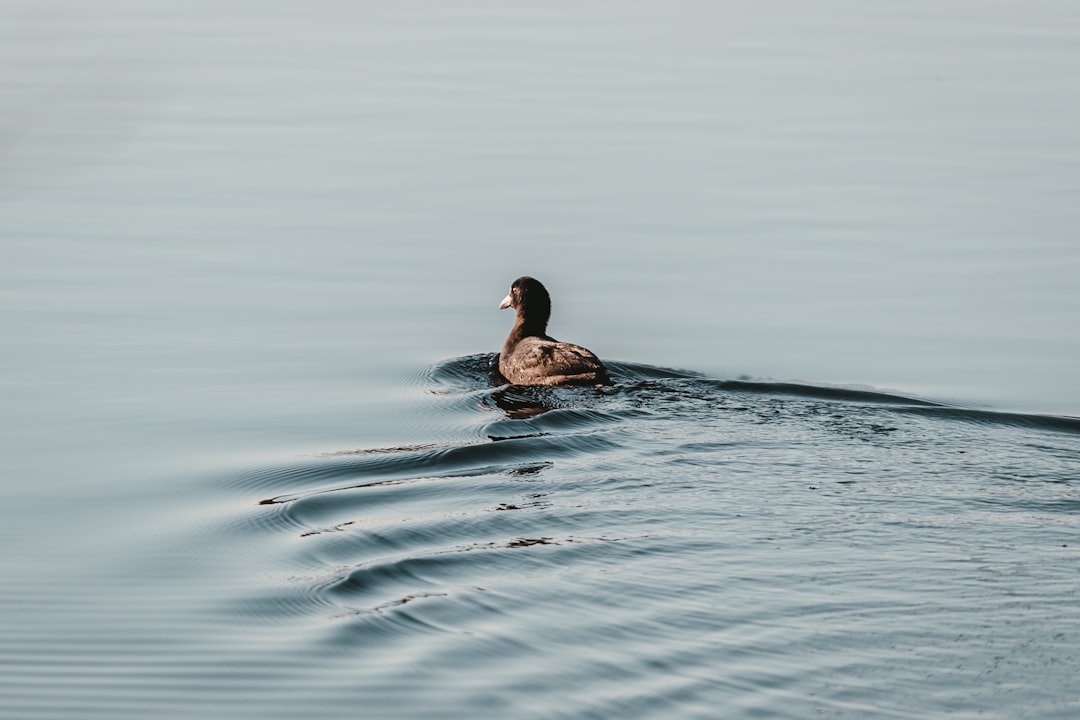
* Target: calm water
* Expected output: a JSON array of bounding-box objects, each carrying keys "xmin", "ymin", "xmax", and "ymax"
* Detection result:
[{"xmin": 2, "ymin": 2, "xmax": 1080, "ymax": 718}]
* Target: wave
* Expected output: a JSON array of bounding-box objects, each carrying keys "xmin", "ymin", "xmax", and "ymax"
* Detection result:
[
  {"xmin": 220, "ymin": 355, "xmax": 1080, "ymax": 607},
  {"xmin": 227, "ymin": 354, "xmax": 1080, "ymax": 524},
  {"xmin": 203, "ymin": 352, "xmax": 1080, "ymax": 720}
]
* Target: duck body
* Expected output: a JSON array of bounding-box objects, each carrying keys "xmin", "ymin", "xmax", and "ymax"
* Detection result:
[{"xmin": 497, "ymin": 276, "xmax": 611, "ymax": 387}]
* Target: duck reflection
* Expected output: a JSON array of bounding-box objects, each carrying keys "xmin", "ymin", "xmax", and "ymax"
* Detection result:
[{"xmin": 485, "ymin": 383, "xmax": 563, "ymax": 420}]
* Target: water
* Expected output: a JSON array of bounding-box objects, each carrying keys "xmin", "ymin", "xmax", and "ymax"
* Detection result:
[{"xmin": 2, "ymin": 2, "xmax": 1080, "ymax": 718}]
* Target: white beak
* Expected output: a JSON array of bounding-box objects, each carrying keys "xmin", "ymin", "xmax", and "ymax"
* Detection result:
[{"xmin": 499, "ymin": 293, "xmax": 512, "ymax": 310}]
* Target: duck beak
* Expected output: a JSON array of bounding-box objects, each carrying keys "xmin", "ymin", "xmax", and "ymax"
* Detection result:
[{"xmin": 499, "ymin": 293, "xmax": 512, "ymax": 310}]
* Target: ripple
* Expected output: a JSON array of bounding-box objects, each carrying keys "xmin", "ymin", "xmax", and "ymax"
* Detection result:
[{"xmin": 205, "ymin": 354, "xmax": 1080, "ymax": 720}]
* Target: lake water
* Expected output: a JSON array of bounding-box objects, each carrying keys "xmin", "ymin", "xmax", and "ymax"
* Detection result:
[{"xmin": 2, "ymin": 2, "xmax": 1079, "ymax": 718}]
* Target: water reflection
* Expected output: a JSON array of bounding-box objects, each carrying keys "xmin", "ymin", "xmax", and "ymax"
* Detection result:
[{"xmin": 486, "ymin": 385, "xmax": 563, "ymax": 420}]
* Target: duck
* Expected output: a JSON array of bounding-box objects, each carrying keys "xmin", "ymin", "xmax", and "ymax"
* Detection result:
[{"xmin": 497, "ymin": 276, "xmax": 612, "ymax": 387}]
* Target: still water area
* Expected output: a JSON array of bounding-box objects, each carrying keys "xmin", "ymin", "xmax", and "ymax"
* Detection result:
[{"xmin": 2, "ymin": 2, "xmax": 1080, "ymax": 718}]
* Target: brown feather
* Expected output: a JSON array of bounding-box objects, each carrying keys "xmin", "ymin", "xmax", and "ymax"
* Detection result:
[
  {"xmin": 499, "ymin": 336, "xmax": 610, "ymax": 386},
  {"xmin": 497, "ymin": 276, "xmax": 611, "ymax": 387}
]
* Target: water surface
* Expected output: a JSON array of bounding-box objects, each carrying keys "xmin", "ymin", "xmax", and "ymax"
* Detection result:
[{"xmin": 2, "ymin": 2, "xmax": 1079, "ymax": 718}]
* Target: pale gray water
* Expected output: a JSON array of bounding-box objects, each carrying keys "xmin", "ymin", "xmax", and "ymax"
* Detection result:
[{"xmin": 2, "ymin": 2, "xmax": 1079, "ymax": 718}]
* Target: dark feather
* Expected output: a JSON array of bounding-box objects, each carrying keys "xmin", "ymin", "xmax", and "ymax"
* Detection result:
[{"xmin": 497, "ymin": 276, "xmax": 611, "ymax": 387}]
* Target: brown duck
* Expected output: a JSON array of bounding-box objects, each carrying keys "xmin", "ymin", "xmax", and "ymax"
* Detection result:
[{"xmin": 497, "ymin": 276, "xmax": 611, "ymax": 387}]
